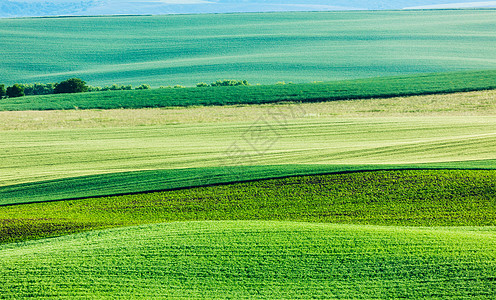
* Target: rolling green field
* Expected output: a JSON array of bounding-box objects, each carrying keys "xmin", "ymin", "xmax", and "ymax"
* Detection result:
[
  {"xmin": 2, "ymin": 169, "xmax": 496, "ymax": 244},
  {"xmin": 1, "ymin": 10, "xmax": 496, "ymax": 86},
  {"xmin": 2, "ymin": 10, "xmax": 496, "ymax": 297},
  {"xmin": 3, "ymin": 161, "xmax": 496, "ymax": 206},
  {"xmin": 1, "ymin": 115, "xmax": 496, "ymax": 190},
  {"xmin": 1, "ymin": 90, "xmax": 496, "ymax": 204},
  {"xmin": 1, "ymin": 70, "xmax": 496, "ymax": 111},
  {"xmin": 1, "ymin": 90, "xmax": 496, "ymax": 297},
  {"xmin": 1, "ymin": 221, "xmax": 495, "ymax": 298}
]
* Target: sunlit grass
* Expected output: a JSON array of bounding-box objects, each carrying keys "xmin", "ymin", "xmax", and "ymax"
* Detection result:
[
  {"xmin": 2, "ymin": 170, "xmax": 496, "ymax": 244},
  {"xmin": 1, "ymin": 220, "xmax": 495, "ymax": 298}
]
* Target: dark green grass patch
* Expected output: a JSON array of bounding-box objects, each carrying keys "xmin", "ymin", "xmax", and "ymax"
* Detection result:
[
  {"xmin": 1, "ymin": 170, "xmax": 496, "ymax": 244},
  {"xmin": 1, "ymin": 221, "xmax": 495, "ymax": 298},
  {"xmin": 2, "ymin": 160, "xmax": 496, "ymax": 206},
  {"xmin": 1, "ymin": 70, "xmax": 496, "ymax": 111}
]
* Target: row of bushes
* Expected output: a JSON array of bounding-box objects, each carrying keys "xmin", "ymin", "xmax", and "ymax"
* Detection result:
[
  {"xmin": 197, "ymin": 79, "xmax": 250, "ymax": 87},
  {"xmin": 88, "ymin": 84, "xmax": 151, "ymax": 92},
  {"xmin": 0, "ymin": 84, "xmax": 25, "ymax": 98},
  {"xmin": 0, "ymin": 79, "xmax": 154, "ymax": 99},
  {"xmin": 1, "ymin": 79, "xmax": 251, "ymax": 99},
  {"xmin": 0, "ymin": 78, "xmax": 89, "ymax": 98}
]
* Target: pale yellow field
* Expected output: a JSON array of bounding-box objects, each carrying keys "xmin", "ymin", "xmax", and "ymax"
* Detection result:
[
  {"xmin": 1, "ymin": 90, "xmax": 496, "ymax": 131},
  {"xmin": 1, "ymin": 90, "xmax": 496, "ymax": 186}
]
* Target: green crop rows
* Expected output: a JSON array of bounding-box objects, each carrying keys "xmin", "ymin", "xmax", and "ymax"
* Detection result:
[
  {"xmin": 2, "ymin": 161, "xmax": 496, "ymax": 206},
  {"xmin": 1, "ymin": 70, "xmax": 496, "ymax": 111},
  {"xmin": 1, "ymin": 220, "xmax": 495, "ymax": 298},
  {"xmin": 2, "ymin": 170, "xmax": 496, "ymax": 244}
]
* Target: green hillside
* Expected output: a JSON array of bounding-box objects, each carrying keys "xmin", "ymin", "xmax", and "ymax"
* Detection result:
[
  {"xmin": 2, "ymin": 161, "xmax": 496, "ymax": 206},
  {"xmin": 1, "ymin": 10, "xmax": 496, "ymax": 86},
  {"xmin": 1, "ymin": 70, "xmax": 496, "ymax": 111},
  {"xmin": 1, "ymin": 221, "xmax": 495, "ymax": 298},
  {"xmin": 2, "ymin": 169, "xmax": 496, "ymax": 244}
]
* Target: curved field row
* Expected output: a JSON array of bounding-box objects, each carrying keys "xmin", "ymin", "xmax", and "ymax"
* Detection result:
[
  {"xmin": 2, "ymin": 170, "xmax": 496, "ymax": 244},
  {"xmin": 2, "ymin": 161, "xmax": 496, "ymax": 206},
  {"xmin": 1, "ymin": 220, "xmax": 495, "ymax": 298}
]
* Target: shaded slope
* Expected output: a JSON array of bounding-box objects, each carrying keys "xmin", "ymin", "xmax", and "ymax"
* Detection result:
[{"xmin": 2, "ymin": 161, "xmax": 496, "ymax": 206}]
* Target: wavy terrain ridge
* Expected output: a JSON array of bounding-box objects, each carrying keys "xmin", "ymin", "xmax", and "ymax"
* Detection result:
[{"xmin": 1, "ymin": 221, "xmax": 495, "ymax": 298}]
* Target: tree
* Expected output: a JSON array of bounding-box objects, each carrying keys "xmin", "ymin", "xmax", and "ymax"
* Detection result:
[
  {"xmin": 6, "ymin": 84, "xmax": 24, "ymax": 98},
  {"xmin": 54, "ymin": 78, "xmax": 88, "ymax": 94},
  {"xmin": 0, "ymin": 84, "xmax": 5, "ymax": 98}
]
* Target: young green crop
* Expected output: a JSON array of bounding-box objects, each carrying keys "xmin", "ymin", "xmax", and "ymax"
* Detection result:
[
  {"xmin": 1, "ymin": 221, "xmax": 495, "ymax": 298},
  {"xmin": 1, "ymin": 70, "xmax": 495, "ymax": 111},
  {"xmin": 2, "ymin": 170, "xmax": 496, "ymax": 244},
  {"xmin": 2, "ymin": 161, "xmax": 496, "ymax": 206}
]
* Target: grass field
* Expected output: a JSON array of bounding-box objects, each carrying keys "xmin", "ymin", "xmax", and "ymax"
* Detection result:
[
  {"xmin": 2, "ymin": 9, "xmax": 496, "ymax": 299},
  {"xmin": 2, "ymin": 169, "xmax": 496, "ymax": 244},
  {"xmin": 2, "ymin": 89, "xmax": 496, "ymax": 131},
  {"xmin": 1, "ymin": 221, "xmax": 495, "ymax": 298},
  {"xmin": 1, "ymin": 70, "xmax": 496, "ymax": 111},
  {"xmin": 1, "ymin": 114, "xmax": 495, "ymax": 186},
  {"xmin": 1, "ymin": 92, "xmax": 496, "ymax": 298},
  {"xmin": 1, "ymin": 90, "xmax": 496, "ymax": 204},
  {"xmin": 1, "ymin": 10, "xmax": 496, "ymax": 86}
]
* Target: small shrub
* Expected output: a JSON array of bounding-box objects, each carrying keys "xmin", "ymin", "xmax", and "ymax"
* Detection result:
[
  {"xmin": 88, "ymin": 86, "xmax": 102, "ymax": 92},
  {"xmin": 196, "ymin": 82, "xmax": 209, "ymax": 87}
]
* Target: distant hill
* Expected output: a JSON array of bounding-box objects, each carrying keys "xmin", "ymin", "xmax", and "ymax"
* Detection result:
[
  {"xmin": 1, "ymin": 10, "xmax": 496, "ymax": 86},
  {"xmin": 1, "ymin": 1, "xmax": 496, "ymax": 18}
]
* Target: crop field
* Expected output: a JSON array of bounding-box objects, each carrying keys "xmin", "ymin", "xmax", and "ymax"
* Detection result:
[
  {"xmin": 1, "ymin": 114, "xmax": 496, "ymax": 189},
  {"xmin": 2, "ymin": 9, "xmax": 496, "ymax": 299},
  {"xmin": 1, "ymin": 94, "xmax": 496, "ymax": 297},
  {"xmin": 1, "ymin": 10, "xmax": 496, "ymax": 86},
  {"xmin": 1, "ymin": 70, "xmax": 496, "ymax": 111},
  {"xmin": 1, "ymin": 221, "xmax": 496, "ymax": 298},
  {"xmin": 1, "ymin": 169, "xmax": 496, "ymax": 244},
  {"xmin": 1, "ymin": 90, "xmax": 496, "ymax": 202},
  {"xmin": 2, "ymin": 89, "xmax": 496, "ymax": 131}
]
